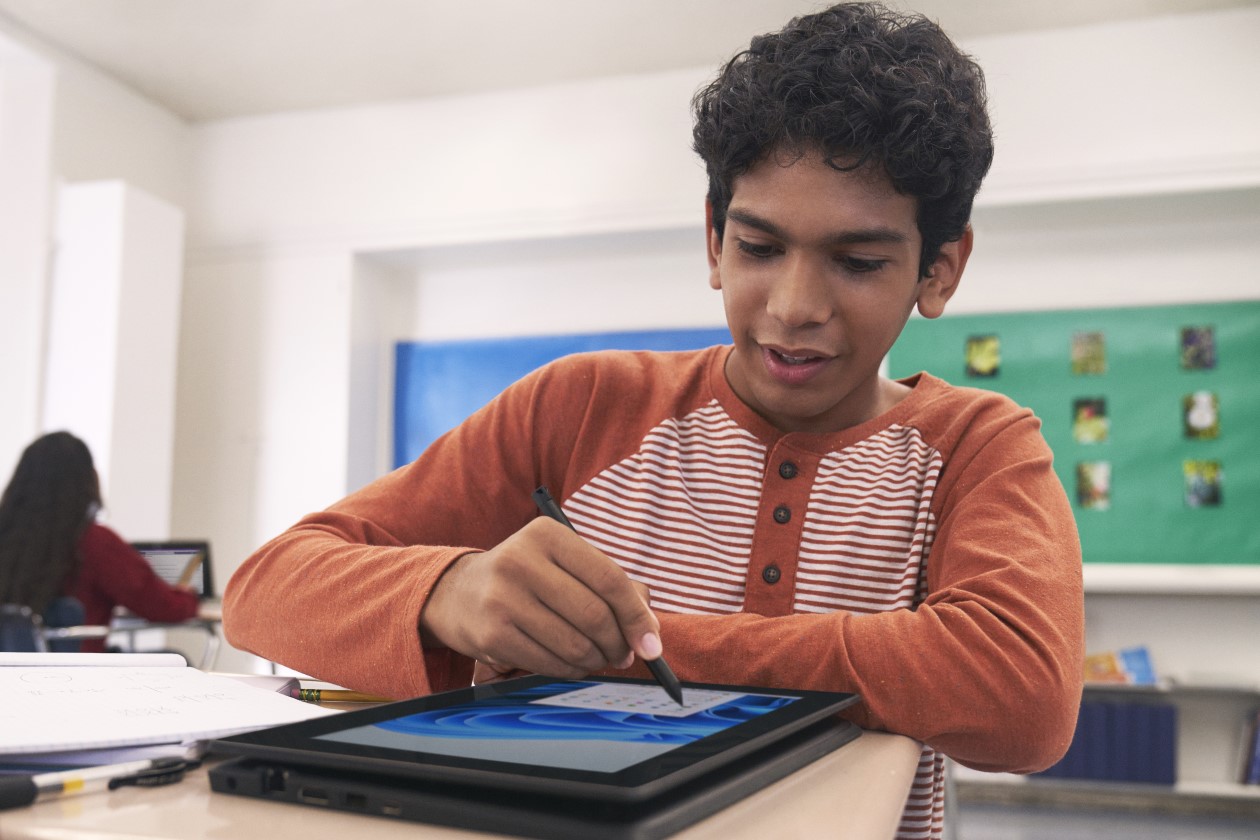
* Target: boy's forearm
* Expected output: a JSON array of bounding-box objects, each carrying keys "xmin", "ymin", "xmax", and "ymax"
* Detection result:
[
  {"xmin": 222, "ymin": 517, "xmax": 475, "ymax": 698},
  {"xmin": 652, "ymin": 581, "xmax": 1082, "ymax": 775}
]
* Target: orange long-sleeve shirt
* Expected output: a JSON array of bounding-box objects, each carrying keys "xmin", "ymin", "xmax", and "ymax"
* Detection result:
[{"xmin": 224, "ymin": 346, "xmax": 1083, "ymax": 839}]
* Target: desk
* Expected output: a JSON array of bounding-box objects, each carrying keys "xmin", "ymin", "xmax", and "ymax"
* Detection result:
[
  {"xmin": 109, "ymin": 603, "xmax": 223, "ymax": 669},
  {"xmin": 0, "ymin": 731, "xmax": 920, "ymax": 839}
]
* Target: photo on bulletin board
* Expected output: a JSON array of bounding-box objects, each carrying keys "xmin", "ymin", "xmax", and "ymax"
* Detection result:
[
  {"xmin": 887, "ymin": 301, "xmax": 1260, "ymax": 567},
  {"xmin": 394, "ymin": 327, "xmax": 731, "ymax": 468},
  {"xmin": 1070, "ymin": 331, "xmax": 1107, "ymax": 375}
]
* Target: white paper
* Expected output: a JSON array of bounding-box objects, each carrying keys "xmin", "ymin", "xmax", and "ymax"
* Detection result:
[
  {"xmin": 3, "ymin": 741, "xmax": 204, "ymax": 768},
  {"xmin": 0, "ymin": 664, "xmax": 333, "ymax": 755},
  {"xmin": 0, "ymin": 652, "xmax": 188, "ymax": 668}
]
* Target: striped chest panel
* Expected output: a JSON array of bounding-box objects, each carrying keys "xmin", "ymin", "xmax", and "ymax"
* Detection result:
[
  {"xmin": 565, "ymin": 401, "xmax": 941, "ymax": 616},
  {"xmin": 796, "ymin": 425, "xmax": 940, "ymax": 615}
]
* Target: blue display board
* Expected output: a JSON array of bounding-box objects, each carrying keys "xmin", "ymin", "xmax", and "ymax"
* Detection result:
[{"xmin": 394, "ymin": 327, "xmax": 731, "ymax": 467}]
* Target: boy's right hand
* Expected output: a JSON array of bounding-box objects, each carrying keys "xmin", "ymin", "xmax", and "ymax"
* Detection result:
[{"xmin": 418, "ymin": 517, "xmax": 662, "ymax": 680}]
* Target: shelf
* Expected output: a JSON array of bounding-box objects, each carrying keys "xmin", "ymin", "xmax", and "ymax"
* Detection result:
[
  {"xmin": 1177, "ymin": 780, "xmax": 1260, "ymax": 800},
  {"xmin": 1083, "ymin": 681, "xmax": 1260, "ymax": 699},
  {"xmin": 954, "ymin": 772, "xmax": 1260, "ymax": 818},
  {"xmin": 1083, "ymin": 564, "xmax": 1260, "ymax": 595},
  {"xmin": 956, "ymin": 771, "xmax": 1260, "ymax": 800}
]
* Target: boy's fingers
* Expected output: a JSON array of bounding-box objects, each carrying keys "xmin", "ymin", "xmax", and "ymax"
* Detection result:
[
  {"xmin": 425, "ymin": 519, "xmax": 662, "ymax": 677},
  {"xmin": 629, "ymin": 583, "xmax": 662, "ymax": 663},
  {"xmin": 542, "ymin": 524, "xmax": 661, "ymax": 662},
  {"xmin": 474, "ymin": 599, "xmax": 602, "ymax": 678},
  {"xmin": 533, "ymin": 572, "xmax": 631, "ymax": 668}
]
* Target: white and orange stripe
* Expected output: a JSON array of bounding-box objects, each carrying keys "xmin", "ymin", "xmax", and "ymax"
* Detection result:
[{"xmin": 567, "ymin": 399, "xmax": 948, "ymax": 840}]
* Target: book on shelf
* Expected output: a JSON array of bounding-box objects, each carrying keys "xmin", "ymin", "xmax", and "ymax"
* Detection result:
[
  {"xmin": 1034, "ymin": 698, "xmax": 1176, "ymax": 784},
  {"xmin": 0, "ymin": 652, "xmax": 332, "ymax": 771},
  {"xmin": 1083, "ymin": 645, "xmax": 1158, "ymax": 686},
  {"xmin": 1242, "ymin": 708, "xmax": 1260, "ymax": 785}
]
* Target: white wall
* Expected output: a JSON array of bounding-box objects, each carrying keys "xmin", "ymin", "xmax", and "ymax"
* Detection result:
[
  {"xmin": 48, "ymin": 56, "xmax": 191, "ymax": 211},
  {"xmin": 43, "ymin": 181, "xmax": 186, "ymax": 539},
  {"xmin": 185, "ymin": 68, "xmax": 704, "ymax": 255},
  {"xmin": 347, "ymin": 255, "xmax": 415, "ymax": 495},
  {"xmin": 0, "ymin": 33, "xmax": 55, "ymax": 482},
  {"xmin": 962, "ymin": 189, "xmax": 1260, "ymax": 314},
  {"xmin": 396, "ymin": 226, "xmax": 718, "ymax": 341},
  {"xmin": 173, "ymin": 249, "xmax": 354, "ymax": 574},
  {"xmin": 973, "ymin": 11, "xmax": 1260, "ymax": 203},
  {"xmin": 43, "ymin": 184, "xmax": 124, "ymax": 472},
  {"xmin": 0, "ymin": 18, "xmax": 191, "ymax": 496}
]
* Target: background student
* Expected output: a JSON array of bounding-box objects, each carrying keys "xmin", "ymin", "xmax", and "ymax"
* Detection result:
[
  {"xmin": 223, "ymin": 4, "xmax": 1084, "ymax": 838},
  {"xmin": 0, "ymin": 431, "xmax": 199, "ymax": 652}
]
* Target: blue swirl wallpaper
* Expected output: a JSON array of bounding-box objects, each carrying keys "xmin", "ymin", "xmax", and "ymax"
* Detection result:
[{"xmin": 374, "ymin": 681, "xmax": 793, "ymax": 744}]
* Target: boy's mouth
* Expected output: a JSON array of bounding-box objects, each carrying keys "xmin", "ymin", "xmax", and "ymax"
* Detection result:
[{"xmin": 762, "ymin": 346, "xmax": 830, "ymax": 385}]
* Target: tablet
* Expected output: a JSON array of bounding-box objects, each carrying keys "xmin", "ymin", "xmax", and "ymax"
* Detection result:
[
  {"xmin": 209, "ymin": 716, "xmax": 858, "ymax": 840},
  {"xmin": 211, "ymin": 675, "xmax": 860, "ymax": 804}
]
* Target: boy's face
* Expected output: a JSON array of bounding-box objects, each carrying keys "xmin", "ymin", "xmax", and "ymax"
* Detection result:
[{"xmin": 707, "ymin": 149, "xmax": 968, "ymax": 434}]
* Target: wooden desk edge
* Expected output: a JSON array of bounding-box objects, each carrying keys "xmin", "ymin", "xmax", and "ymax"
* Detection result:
[{"xmin": 0, "ymin": 730, "xmax": 922, "ymax": 840}]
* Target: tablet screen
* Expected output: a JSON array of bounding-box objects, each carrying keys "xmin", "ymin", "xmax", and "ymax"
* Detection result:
[{"xmin": 317, "ymin": 679, "xmax": 797, "ymax": 773}]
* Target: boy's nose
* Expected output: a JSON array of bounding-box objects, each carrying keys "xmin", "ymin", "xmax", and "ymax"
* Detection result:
[{"xmin": 766, "ymin": 255, "xmax": 832, "ymax": 327}]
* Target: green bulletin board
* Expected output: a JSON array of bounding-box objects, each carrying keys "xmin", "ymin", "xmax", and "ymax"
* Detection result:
[{"xmin": 887, "ymin": 301, "xmax": 1260, "ymax": 566}]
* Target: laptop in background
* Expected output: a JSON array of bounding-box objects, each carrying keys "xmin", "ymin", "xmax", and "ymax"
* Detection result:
[{"xmin": 130, "ymin": 540, "xmax": 215, "ymax": 600}]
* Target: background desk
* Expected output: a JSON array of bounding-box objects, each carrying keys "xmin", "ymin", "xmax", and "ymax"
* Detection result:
[
  {"xmin": 0, "ymin": 731, "xmax": 920, "ymax": 840},
  {"xmin": 109, "ymin": 603, "xmax": 223, "ymax": 669}
]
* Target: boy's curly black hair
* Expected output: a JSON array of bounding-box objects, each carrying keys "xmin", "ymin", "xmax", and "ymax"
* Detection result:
[{"xmin": 692, "ymin": 2, "xmax": 994, "ymax": 276}]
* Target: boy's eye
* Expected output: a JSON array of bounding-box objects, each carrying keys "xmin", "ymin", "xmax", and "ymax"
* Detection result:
[
  {"xmin": 735, "ymin": 239, "xmax": 779, "ymax": 258},
  {"xmin": 838, "ymin": 256, "xmax": 887, "ymax": 273},
  {"xmin": 733, "ymin": 238, "xmax": 889, "ymax": 274}
]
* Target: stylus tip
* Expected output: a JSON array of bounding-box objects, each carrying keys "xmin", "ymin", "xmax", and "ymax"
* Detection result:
[{"xmin": 646, "ymin": 656, "xmax": 685, "ymax": 706}]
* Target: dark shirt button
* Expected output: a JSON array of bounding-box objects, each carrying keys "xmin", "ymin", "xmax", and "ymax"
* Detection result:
[
  {"xmin": 778, "ymin": 461, "xmax": 798, "ymax": 479},
  {"xmin": 762, "ymin": 565, "xmax": 781, "ymax": 585},
  {"xmin": 773, "ymin": 505, "xmax": 791, "ymax": 524}
]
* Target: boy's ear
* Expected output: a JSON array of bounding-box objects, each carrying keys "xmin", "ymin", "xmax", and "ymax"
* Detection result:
[
  {"xmin": 705, "ymin": 201, "xmax": 723, "ymax": 290},
  {"xmin": 916, "ymin": 225, "xmax": 973, "ymax": 320}
]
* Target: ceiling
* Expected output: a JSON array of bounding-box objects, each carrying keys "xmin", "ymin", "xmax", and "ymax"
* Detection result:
[{"xmin": 0, "ymin": 0, "xmax": 1253, "ymax": 122}]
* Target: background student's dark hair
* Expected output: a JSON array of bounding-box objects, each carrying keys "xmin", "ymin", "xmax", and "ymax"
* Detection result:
[
  {"xmin": 691, "ymin": 1, "xmax": 994, "ymax": 277},
  {"xmin": 0, "ymin": 431, "xmax": 101, "ymax": 612}
]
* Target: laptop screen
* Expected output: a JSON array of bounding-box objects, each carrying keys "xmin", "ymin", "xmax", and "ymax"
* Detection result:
[{"xmin": 130, "ymin": 540, "xmax": 214, "ymax": 599}]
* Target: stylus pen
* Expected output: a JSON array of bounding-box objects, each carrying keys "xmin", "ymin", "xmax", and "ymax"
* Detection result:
[{"xmin": 531, "ymin": 485, "xmax": 685, "ymax": 706}]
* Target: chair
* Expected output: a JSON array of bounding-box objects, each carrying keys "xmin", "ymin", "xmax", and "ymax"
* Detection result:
[
  {"xmin": 0, "ymin": 601, "xmax": 112, "ymax": 653},
  {"xmin": 0, "ymin": 603, "xmax": 48, "ymax": 651},
  {"xmin": 40, "ymin": 596, "xmax": 102, "ymax": 652}
]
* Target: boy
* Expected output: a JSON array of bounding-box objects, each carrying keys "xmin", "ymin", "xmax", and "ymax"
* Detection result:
[{"xmin": 224, "ymin": 4, "xmax": 1083, "ymax": 838}]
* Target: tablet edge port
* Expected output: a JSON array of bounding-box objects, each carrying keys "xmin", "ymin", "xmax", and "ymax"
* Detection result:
[{"xmin": 297, "ymin": 786, "xmax": 331, "ymax": 806}]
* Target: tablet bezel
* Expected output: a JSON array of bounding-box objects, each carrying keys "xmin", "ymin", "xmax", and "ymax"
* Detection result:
[{"xmin": 211, "ymin": 675, "xmax": 859, "ymax": 803}]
